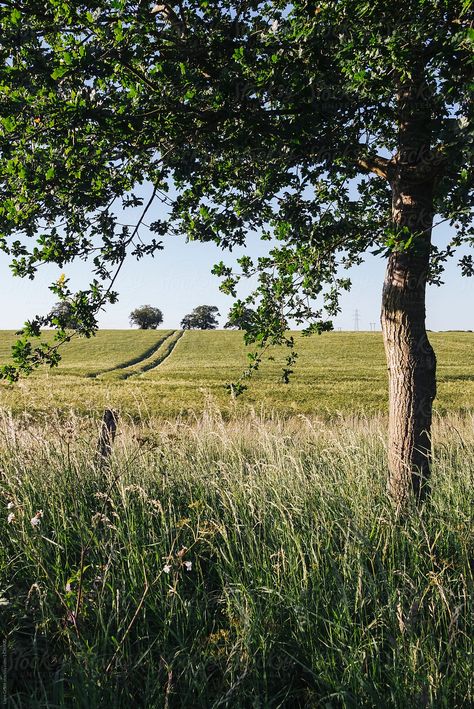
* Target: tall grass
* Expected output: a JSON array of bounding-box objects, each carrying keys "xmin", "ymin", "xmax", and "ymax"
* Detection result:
[{"xmin": 0, "ymin": 411, "xmax": 472, "ymax": 707}]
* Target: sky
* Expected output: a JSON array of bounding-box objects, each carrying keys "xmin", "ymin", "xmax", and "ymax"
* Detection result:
[{"xmin": 0, "ymin": 196, "xmax": 472, "ymax": 333}]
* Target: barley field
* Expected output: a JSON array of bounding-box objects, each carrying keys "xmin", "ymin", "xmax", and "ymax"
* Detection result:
[{"xmin": 0, "ymin": 330, "xmax": 472, "ymax": 418}]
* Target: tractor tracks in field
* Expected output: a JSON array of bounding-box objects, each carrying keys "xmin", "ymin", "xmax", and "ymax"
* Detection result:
[
  {"xmin": 87, "ymin": 330, "xmax": 175, "ymax": 379},
  {"xmin": 100, "ymin": 330, "xmax": 184, "ymax": 380}
]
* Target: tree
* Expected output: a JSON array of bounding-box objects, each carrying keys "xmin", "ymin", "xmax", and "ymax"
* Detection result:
[
  {"xmin": 129, "ymin": 305, "xmax": 163, "ymax": 329},
  {"xmin": 181, "ymin": 306, "xmax": 220, "ymax": 330},
  {"xmin": 0, "ymin": 2, "xmax": 472, "ymax": 505},
  {"xmin": 224, "ymin": 306, "xmax": 255, "ymax": 330},
  {"xmin": 48, "ymin": 301, "xmax": 80, "ymax": 330}
]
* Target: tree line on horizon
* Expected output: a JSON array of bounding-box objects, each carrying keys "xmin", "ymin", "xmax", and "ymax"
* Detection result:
[{"xmin": 50, "ymin": 302, "xmax": 255, "ymax": 331}]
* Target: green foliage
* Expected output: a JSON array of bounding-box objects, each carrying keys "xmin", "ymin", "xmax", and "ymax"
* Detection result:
[
  {"xmin": 0, "ymin": 1, "xmax": 472, "ymax": 377},
  {"xmin": 48, "ymin": 301, "xmax": 81, "ymax": 330},
  {"xmin": 224, "ymin": 305, "xmax": 255, "ymax": 329},
  {"xmin": 0, "ymin": 413, "xmax": 472, "ymax": 706},
  {"xmin": 181, "ymin": 305, "xmax": 220, "ymax": 330},
  {"xmin": 129, "ymin": 304, "xmax": 164, "ymax": 330}
]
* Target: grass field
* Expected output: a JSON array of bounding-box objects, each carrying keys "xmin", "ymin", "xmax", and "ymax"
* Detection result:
[
  {"xmin": 0, "ymin": 330, "xmax": 472, "ymax": 419},
  {"xmin": 0, "ymin": 412, "xmax": 472, "ymax": 707},
  {"xmin": 1, "ymin": 331, "xmax": 473, "ymax": 706}
]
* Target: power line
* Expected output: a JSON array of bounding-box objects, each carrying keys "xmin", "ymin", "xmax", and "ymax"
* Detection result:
[{"xmin": 354, "ymin": 309, "xmax": 359, "ymax": 331}]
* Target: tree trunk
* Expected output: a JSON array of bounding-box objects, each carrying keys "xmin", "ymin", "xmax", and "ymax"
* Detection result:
[{"xmin": 381, "ymin": 71, "xmax": 437, "ymax": 506}]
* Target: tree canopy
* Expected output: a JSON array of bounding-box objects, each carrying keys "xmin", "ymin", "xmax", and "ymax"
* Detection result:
[
  {"xmin": 48, "ymin": 300, "xmax": 81, "ymax": 330},
  {"xmin": 224, "ymin": 306, "xmax": 256, "ymax": 330},
  {"xmin": 181, "ymin": 305, "xmax": 220, "ymax": 329},
  {"xmin": 0, "ymin": 1, "xmax": 471, "ymax": 372},
  {"xmin": 129, "ymin": 304, "xmax": 164, "ymax": 329}
]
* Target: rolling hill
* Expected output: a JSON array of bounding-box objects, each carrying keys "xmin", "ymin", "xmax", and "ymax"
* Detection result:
[{"xmin": 0, "ymin": 330, "xmax": 472, "ymax": 418}]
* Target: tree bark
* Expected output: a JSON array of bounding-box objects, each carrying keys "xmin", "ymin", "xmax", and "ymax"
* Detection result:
[{"xmin": 381, "ymin": 71, "xmax": 437, "ymax": 506}]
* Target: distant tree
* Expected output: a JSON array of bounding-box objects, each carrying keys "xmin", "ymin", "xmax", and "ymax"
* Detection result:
[
  {"xmin": 129, "ymin": 305, "xmax": 163, "ymax": 330},
  {"xmin": 48, "ymin": 301, "xmax": 80, "ymax": 329},
  {"xmin": 181, "ymin": 306, "xmax": 220, "ymax": 330},
  {"xmin": 224, "ymin": 306, "xmax": 255, "ymax": 330}
]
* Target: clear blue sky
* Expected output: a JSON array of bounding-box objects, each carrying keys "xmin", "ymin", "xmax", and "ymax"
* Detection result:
[{"xmin": 0, "ymin": 194, "xmax": 472, "ymax": 332}]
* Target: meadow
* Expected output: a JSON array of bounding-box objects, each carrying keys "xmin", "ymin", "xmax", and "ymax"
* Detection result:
[
  {"xmin": 0, "ymin": 411, "xmax": 472, "ymax": 707},
  {"xmin": 0, "ymin": 331, "xmax": 473, "ymax": 707},
  {"xmin": 0, "ymin": 330, "xmax": 472, "ymax": 419}
]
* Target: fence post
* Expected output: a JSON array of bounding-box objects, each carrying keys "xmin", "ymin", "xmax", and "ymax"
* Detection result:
[{"xmin": 97, "ymin": 409, "xmax": 118, "ymax": 464}]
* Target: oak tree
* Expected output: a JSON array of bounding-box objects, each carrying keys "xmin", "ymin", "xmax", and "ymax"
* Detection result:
[
  {"xmin": 224, "ymin": 306, "xmax": 255, "ymax": 329},
  {"xmin": 130, "ymin": 304, "xmax": 164, "ymax": 329},
  {"xmin": 48, "ymin": 300, "xmax": 81, "ymax": 330},
  {"xmin": 181, "ymin": 305, "xmax": 220, "ymax": 329}
]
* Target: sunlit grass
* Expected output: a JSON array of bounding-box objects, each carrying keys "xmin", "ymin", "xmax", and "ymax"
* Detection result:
[
  {"xmin": 0, "ymin": 331, "xmax": 473, "ymax": 418},
  {"xmin": 0, "ymin": 411, "xmax": 472, "ymax": 707},
  {"xmin": 0, "ymin": 329, "xmax": 169, "ymax": 377}
]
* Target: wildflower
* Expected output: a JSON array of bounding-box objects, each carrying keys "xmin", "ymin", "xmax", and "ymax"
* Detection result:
[
  {"xmin": 30, "ymin": 510, "xmax": 43, "ymax": 527},
  {"xmin": 65, "ymin": 582, "xmax": 72, "ymax": 593},
  {"xmin": 176, "ymin": 517, "xmax": 191, "ymax": 529},
  {"xmin": 7, "ymin": 502, "xmax": 14, "ymax": 509},
  {"xmin": 7, "ymin": 513, "xmax": 15, "ymax": 524},
  {"xmin": 163, "ymin": 564, "xmax": 172, "ymax": 574},
  {"xmin": 183, "ymin": 561, "xmax": 192, "ymax": 572},
  {"xmin": 188, "ymin": 500, "xmax": 203, "ymax": 510}
]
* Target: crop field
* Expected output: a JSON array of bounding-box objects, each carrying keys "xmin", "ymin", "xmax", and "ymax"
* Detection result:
[{"xmin": 0, "ymin": 330, "xmax": 472, "ymax": 419}]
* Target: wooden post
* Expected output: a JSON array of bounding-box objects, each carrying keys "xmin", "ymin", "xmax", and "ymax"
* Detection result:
[{"xmin": 97, "ymin": 409, "xmax": 118, "ymax": 464}]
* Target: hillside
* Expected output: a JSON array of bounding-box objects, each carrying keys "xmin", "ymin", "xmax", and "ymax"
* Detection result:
[{"xmin": 0, "ymin": 330, "xmax": 472, "ymax": 418}]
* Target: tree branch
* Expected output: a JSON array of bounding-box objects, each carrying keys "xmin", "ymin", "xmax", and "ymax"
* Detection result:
[{"xmin": 355, "ymin": 154, "xmax": 391, "ymax": 180}]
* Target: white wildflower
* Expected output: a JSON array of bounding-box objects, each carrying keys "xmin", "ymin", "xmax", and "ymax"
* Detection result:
[
  {"xmin": 7, "ymin": 502, "xmax": 14, "ymax": 509},
  {"xmin": 163, "ymin": 564, "xmax": 172, "ymax": 574},
  {"xmin": 7, "ymin": 512, "xmax": 15, "ymax": 524},
  {"xmin": 183, "ymin": 561, "xmax": 192, "ymax": 572},
  {"xmin": 30, "ymin": 510, "xmax": 43, "ymax": 527}
]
